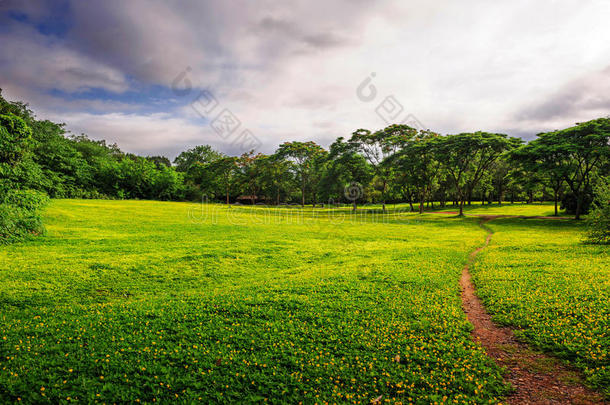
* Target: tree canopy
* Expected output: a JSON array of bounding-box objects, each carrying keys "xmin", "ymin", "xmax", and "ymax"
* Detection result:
[{"xmin": 1, "ymin": 90, "xmax": 608, "ymax": 230}]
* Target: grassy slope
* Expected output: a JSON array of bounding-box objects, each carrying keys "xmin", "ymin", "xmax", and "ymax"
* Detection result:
[
  {"xmin": 472, "ymin": 218, "xmax": 610, "ymax": 395},
  {"xmin": 0, "ymin": 199, "xmax": 507, "ymax": 404}
]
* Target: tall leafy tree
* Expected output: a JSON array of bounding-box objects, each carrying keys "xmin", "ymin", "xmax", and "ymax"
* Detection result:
[
  {"xmin": 321, "ymin": 137, "xmax": 373, "ymax": 211},
  {"xmin": 257, "ymin": 154, "xmax": 294, "ymax": 205},
  {"xmin": 544, "ymin": 118, "xmax": 610, "ymax": 219},
  {"xmin": 0, "ymin": 113, "xmax": 33, "ymax": 191},
  {"xmin": 236, "ymin": 151, "xmax": 266, "ymax": 204},
  {"xmin": 173, "ymin": 145, "xmax": 222, "ymax": 172},
  {"xmin": 389, "ymin": 130, "xmax": 441, "ymax": 213},
  {"xmin": 206, "ymin": 156, "xmax": 238, "ymax": 205},
  {"xmin": 511, "ymin": 136, "xmax": 568, "ymax": 216},
  {"xmin": 350, "ymin": 124, "xmax": 416, "ymax": 211},
  {"xmin": 275, "ymin": 141, "xmax": 325, "ymax": 207},
  {"xmin": 489, "ymin": 160, "xmax": 510, "ymax": 205},
  {"xmin": 436, "ymin": 132, "xmax": 521, "ymax": 216},
  {"xmin": 0, "ymin": 112, "xmax": 47, "ymax": 241}
]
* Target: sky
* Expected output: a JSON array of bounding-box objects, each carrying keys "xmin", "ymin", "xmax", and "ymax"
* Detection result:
[{"xmin": 1, "ymin": 0, "xmax": 609, "ymax": 159}]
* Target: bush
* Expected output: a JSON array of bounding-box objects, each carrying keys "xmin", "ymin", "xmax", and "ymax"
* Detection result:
[
  {"xmin": 584, "ymin": 177, "xmax": 610, "ymax": 244},
  {"xmin": 0, "ymin": 189, "xmax": 48, "ymax": 244}
]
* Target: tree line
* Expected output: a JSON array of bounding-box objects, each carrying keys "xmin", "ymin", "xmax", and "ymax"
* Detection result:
[
  {"xmin": 1, "ymin": 90, "xmax": 609, "ymax": 243},
  {"xmin": 177, "ymin": 121, "xmax": 608, "ymax": 220}
]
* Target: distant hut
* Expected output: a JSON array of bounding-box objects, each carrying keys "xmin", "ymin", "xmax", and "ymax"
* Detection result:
[{"xmin": 236, "ymin": 195, "xmax": 260, "ymax": 205}]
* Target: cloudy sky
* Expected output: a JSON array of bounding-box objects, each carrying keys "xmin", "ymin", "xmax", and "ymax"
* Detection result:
[{"xmin": 1, "ymin": 0, "xmax": 609, "ymax": 158}]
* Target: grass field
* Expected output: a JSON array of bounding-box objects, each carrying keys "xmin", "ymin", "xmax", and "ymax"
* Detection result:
[
  {"xmin": 472, "ymin": 218, "xmax": 610, "ymax": 396},
  {"xmin": 427, "ymin": 202, "xmax": 569, "ymax": 217},
  {"xmin": 0, "ymin": 200, "xmax": 606, "ymax": 403}
]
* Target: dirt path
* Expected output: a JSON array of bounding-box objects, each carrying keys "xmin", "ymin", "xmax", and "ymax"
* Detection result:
[{"xmin": 460, "ymin": 216, "xmax": 607, "ymax": 405}]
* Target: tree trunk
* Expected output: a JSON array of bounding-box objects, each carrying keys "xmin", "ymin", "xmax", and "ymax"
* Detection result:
[
  {"xmin": 459, "ymin": 198, "xmax": 464, "ymax": 216},
  {"xmin": 575, "ymin": 193, "xmax": 583, "ymax": 220},
  {"xmin": 301, "ymin": 186, "xmax": 305, "ymax": 207},
  {"xmin": 352, "ymin": 201, "xmax": 357, "ymax": 212},
  {"xmin": 276, "ymin": 187, "xmax": 280, "ymax": 205},
  {"xmin": 226, "ymin": 186, "xmax": 230, "ymax": 206},
  {"xmin": 553, "ymin": 189, "xmax": 558, "ymax": 216},
  {"xmin": 382, "ymin": 180, "xmax": 387, "ymax": 212}
]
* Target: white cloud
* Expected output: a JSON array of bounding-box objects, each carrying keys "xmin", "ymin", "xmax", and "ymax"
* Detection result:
[{"xmin": 1, "ymin": 0, "xmax": 610, "ymax": 156}]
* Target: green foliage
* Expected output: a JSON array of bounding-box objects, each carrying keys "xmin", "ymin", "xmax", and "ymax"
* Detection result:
[
  {"xmin": 320, "ymin": 137, "xmax": 372, "ymax": 205},
  {"xmin": 434, "ymin": 132, "xmax": 522, "ymax": 215},
  {"xmin": 276, "ymin": 141, "xmax": 326, "ymax": 206},
  {"xmin": 0, "ymin": 189, "xmax": 49, "ymax": 243},
  {"xmin": 350, "ymin": 125, "xmax": 417, "ymax": 209},
  {"xmin": 0, "ymin": 112, "xmax": 48, "ymax": 243},
  {"xmin": 542, "ymin": 118, "xmax": 610, "ymax": 219},
  {"xmin": 585, "ymin": 177, "xmax": 610, "ymax": 244},
  {"xmin": 0, "ymin": 92, "xmax": 191, "ymax": 202},
  {"xmin": 390, "ymin": 131, "xmax": 442, "ymax": 213},
  {"xmin": 0, "ymin": 90, "xmax": 608, "ymax": 215},
  {"xmin": 203, "ymin": 156, "xmax": 239, "ymax": 204},
  {"xmin": 173, "ymin": 145, "xmax": 223, "ymax": 172},
  {"xmin": 0, "ymin": 114, "xmax": 32, "ymax": 165}
]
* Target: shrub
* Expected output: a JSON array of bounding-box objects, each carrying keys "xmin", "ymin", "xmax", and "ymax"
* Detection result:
[
  {"xmin": 584, "ymin": 177, "xmax": 610, "ymax": 244},
  {"xmin": 0, "ymin": 189, "xmax": 48, "ymax": 244}
]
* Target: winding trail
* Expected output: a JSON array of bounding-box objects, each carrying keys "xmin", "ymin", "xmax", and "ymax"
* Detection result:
[{"xmin": 460, "ymin": 216, "xmax": 607, "ymax": 405}]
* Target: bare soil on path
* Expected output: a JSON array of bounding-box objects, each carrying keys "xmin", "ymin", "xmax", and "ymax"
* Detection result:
[{"xmin": 460, "ymin": 216, "xmax": 607, "ymax": 404}]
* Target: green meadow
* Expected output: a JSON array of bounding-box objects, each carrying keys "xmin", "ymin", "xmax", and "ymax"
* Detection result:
[
  {"xmin": 0, "ymin": 200, "xmax": 607, "ymax": 403},
  {"xmin": 472, "ymin": 218, "xmax": 610, "ymax": 396}
]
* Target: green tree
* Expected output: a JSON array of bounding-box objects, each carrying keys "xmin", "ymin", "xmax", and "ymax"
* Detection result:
[
  {"xmin": 0, "ymin": 114, "xmax": 32, "ymax": 168},
  {"xmin": 350, "ymin": 124, "xmax": 416, "ymax": 211},
  {"xmin": 490, "ymin": 160, "xmax": 510, "ymax": 205},
  {"xmin": 207, "ymin": 156, "xmax": 239, "ymax": 205},
  {"xmin": 0, "ymin": 113, "xmax": 47, "ymax": 242},
  {"xmin": 173, "ymin": 145, "xmax": 222, "ymax": 172},
  {"xmin": 389, "ymin": 130, "xmax": 441, "ymax": 213},
  {"xmin": 321, "ymin": 137, "xmax": 373, "ymax": 211},
  {"xmin": 275, "ymin": 141, "xmax": 325, "ymax": 207},
  {"xmin": 511, "ymin": 135, "xmax": 568, "ymax": 215},
  {"xmin": 236, "ymin": 151, "xmax": 266, "ymax": 205},
  {"xmin": 436, "ymin": 132, "xmax": 521, "ymax": 216},
  {"xmin": 146, "ymin": 155, "xmax": 172, "ymax": 169},
  {"xmin": 545, "ymin": 118, "xmax": 610, "ymax": 219},
  {"xmin": 257, "ymin": 154, "xmax": 295, "ymax": 205},
  {"xmin": 585, "ymin": 176, "xmax": 610, "ymax": 244}
]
